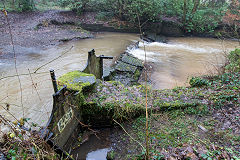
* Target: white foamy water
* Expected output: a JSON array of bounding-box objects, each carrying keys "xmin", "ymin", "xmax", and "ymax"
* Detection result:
[
  {"xmin": 138, "ymin": 41, "xmax": 222, "ymax": 54},
  {"xmin": 127, "ymin": 48, "xmax": 159, "ymax": 62}
]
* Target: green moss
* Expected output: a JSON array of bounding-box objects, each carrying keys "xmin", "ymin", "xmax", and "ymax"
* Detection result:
[
  {"xmin": 80, "ymin": 99, "xmax": 145, "ymax": 125},
  {"xmin": 107, "ymin": 81, "xmax": 123, "ymax": 86},
  {"xmin": 154, "ymin": 100, "xmax": 200, "ymax": 111},
  {"xmin": 225, "ymin": 48, "xmax": 240, "ymax": 72},
  {"xmin": 133, "ymin": 69, "xmax": 141, "ymax": 81},
  {"xmin": 58, "ymin": 71, "xmax": 96, "ymax": 92}
]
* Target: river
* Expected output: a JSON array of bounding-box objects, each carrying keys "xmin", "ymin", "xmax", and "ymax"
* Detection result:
[{"xmin": 0, "ymin": 32, "xmax": 238, "ymax": 127}]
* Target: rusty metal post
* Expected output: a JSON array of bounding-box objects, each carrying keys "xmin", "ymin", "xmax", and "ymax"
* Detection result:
[{"xmin": 50, "ymin": 69, "xmax": 58, "ymax": 93}]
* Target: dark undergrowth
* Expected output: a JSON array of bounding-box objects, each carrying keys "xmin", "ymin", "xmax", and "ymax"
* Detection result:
[{"xmin": 108, "ymin": 48, "xmax": 240, "ymax": 160}]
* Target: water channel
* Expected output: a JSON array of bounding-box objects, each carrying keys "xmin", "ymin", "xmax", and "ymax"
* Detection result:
[{"xmin": 0, "ymin": 32, "xmax": 239, "ymax": 159}]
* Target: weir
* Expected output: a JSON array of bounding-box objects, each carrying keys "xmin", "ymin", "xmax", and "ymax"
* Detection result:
[
  {"xmin": 43, "ymin": 49, "xmax": 113, "ymax": 157},
  {"xmin": 42, "ymin": 47, "xmax": 144, "ymax": 159}
]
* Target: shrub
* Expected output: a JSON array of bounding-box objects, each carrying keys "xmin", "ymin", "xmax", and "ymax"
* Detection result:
[
  {"xmin": 20, "ymin": 0, "xmax": 34, "ymax": 11},
  {"xmin": 225, "ymin": 48, "xmax": 240, "ymax": 72},
  {"xmin": 189, "ymin": 77, "xmax": 209, "ymax": 87}
]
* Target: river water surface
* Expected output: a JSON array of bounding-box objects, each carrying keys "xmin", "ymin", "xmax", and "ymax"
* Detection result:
[{"xmin": 0, "ymin": 32, "xmax": 239, "ymax": 125}]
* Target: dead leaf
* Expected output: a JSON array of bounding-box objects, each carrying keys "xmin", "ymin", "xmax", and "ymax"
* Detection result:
[{"xmin": 186, "ymin": 152, "xmax": 198, "ymax": 160}]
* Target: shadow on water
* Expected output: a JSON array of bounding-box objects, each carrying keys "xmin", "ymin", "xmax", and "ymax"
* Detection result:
[{"xmin": 71, "ymin": 128, "xmax": 112, "ymax": 160}]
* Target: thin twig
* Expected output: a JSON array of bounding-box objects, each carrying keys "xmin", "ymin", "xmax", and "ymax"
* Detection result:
[
  {"xmin": 0, "ymin": 71, "xmax": 49, "ymax": 81},
  {"xmin": 113, "ymin": 119, "xmax": 145, "ymax": 152},
  {"xmin": 0, "ymin": 114, "xmax": 18, "ymax": 131},
  {"xmin": 137, "ymin": 12, "xmax": 149, "ymax": 159},
  {"xmin": 33, "ymin": 46, "xmax": 73, "ymax": 73},
  {"xmin": 3, "ymin": 9, "xmax": 25, "ymax": 118},
  {"xmin": 0, "ymin": 95, "xmax": 8, "ymax": 102},
  {"xmin": 0, "ymin": 103, "xmax": 49, "ymax": 114},
  {"xmin": 28, "ymin": 68, "xmax": 42, "ymax": 101},
  {"xmin": 140, "ymin": 19, "xmax": 149, "ymax": 28},
  {"xmin": 0, "ymin": 105, "xmax": 19, "ymax": 124}
]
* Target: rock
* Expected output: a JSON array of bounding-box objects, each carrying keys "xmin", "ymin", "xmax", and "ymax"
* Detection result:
[
  {"xmin": 103, "ymin": 67, "xmax": 114, "ymax": 80},
  {"xmin": 73, "ymin": 75, "xmax": 96, "ymax": 85},
  {"xmin": 168, "ymin": 156, "xmax": 177, "ymax": 160},
  {"xmin": 143, "ymin": 32, "xmax": 167, "ymax": 43},
  {"xmin": 143, "ymin": 22, "xmax": 163, "ymax": 35},
  {"xmin": 185, "ymin": 152, "xmax": 198, "ymax": 160}
]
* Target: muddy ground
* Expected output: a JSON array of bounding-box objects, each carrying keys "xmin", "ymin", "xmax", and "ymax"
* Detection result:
[{"xmin": 0, "ymin": 10, "xmax": 93, "ymax": 58}]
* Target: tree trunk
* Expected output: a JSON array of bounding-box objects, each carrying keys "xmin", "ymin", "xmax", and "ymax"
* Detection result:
[
  {"xmin": 118, "ymin": 0, "xmax": 124, "ymax": 20},
  {"xmin": 192, "ymin": 0, "xmax": 200, "ymax": 14},
  {"xmin": 183, "ymin": 0, "xmax": 187, "ymax": 27},
  {"xmin": 11, "ymin": 0, "xmax": 15, "ymax": 9}
]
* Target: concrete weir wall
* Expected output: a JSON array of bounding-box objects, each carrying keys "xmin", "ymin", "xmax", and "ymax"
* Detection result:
[
  {"xmin": 83, "ymin": 49, "xmax": 102, "ymax": 79},
  {"xmin": 83, "ymin": 49, "xmax": 113, "ymax": 79},
  {"xmin": 48, "ymin": 86, "xmax": 81, "ymax": 150},
  {"xmin": 44, "ymin": 49, "xmax": 113, "ymax": 153}
]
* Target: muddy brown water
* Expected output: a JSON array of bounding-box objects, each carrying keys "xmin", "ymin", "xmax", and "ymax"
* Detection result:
[
  {"xmin": 128, "ymin": 37, "xmax": 239, "ymax": 89},
  {"xmin": 0, "ymin": 32, "xmax": 239, "ymax": 159}
]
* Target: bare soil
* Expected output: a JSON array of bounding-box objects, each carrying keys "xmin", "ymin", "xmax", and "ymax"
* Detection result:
[{"xmin": 0, "ymin": 10, "xmax": 93, "ymax": 58}]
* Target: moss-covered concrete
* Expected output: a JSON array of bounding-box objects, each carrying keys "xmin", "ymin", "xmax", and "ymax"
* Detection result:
[
  {"xmin": 121, "ymin": 54, "xmax": 143, "ymax": 67},
  {"xmin": 58, "ymin": 71, "xmax": 96, "ymax": 92},
  {"xmin": 115, "ymin": 61, "xmax": 137, "ymax": 73}
]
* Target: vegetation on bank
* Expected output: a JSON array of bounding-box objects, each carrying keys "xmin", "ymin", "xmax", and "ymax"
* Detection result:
[
  {"xmin": 59, "ymin": 0, "xmax": 229, "ymax": 33},
  {"xmin": 0, "ymin": 116, "xmax": 59, "ymax": 159},
  {"xmin": 1, "ymin": 0, "xmax": 239, "ymax": 35},
  {"xmin": 109, "ymin": 48, "xmax": 240, "ymax": 159}
]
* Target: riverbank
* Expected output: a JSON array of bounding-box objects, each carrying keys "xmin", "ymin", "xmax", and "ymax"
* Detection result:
[
  {"xmin": 1, "ymin": 10, "xmax": 238, "ymax": 60},
  {"xmin": 0, "ymin": 10, "xmax": 93, "ymax": 58},
  {"xmin": 107, "ymin": 49, "xmax": 240, "ymax": 159},
  {"xmin": 110, "ymin": 71, "xmax": 240, "ymax": 159},
  {"xmin": 45, "ymin": 48, "xmax": 239, "ymax": 159}
]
